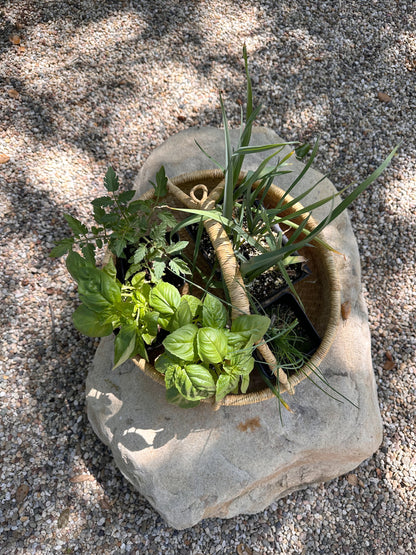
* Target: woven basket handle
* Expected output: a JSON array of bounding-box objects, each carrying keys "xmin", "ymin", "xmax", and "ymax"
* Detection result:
[{"xmin": 167, "ymin": 178, "xmax": 292, "ymax": 392}]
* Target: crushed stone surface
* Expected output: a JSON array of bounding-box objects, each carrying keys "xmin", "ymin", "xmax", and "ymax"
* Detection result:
[{"xmin": 0, "ymin": 0, "xmax": 415, "ymax": 553}]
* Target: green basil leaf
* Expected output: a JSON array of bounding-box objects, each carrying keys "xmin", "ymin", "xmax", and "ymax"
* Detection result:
[
  {"xmin": 149, "ymin": 281, "xmax": 181, "ymax": 315},
  {"xmin": 155, "ymin": 352, "xmax": 181, "ymax": 375},
  {"xmin": 166, "ymin": 385, "xmax": 200, "ymax": 408},
  {"xmin": 164, "ymin": 363, "xmax": 179, "ymax": 389},
  {"xmin": 215, "ymin": 373, "xmax": 239, "ymax": 402},
  {"xmin": 113, "ymin": 324, "xmax": 137, "ymax": 368},
  {"xmin": 231, "ymin": 314, "xmax": 271, "ymax": 343},
  {"xmin": 157, "ymin": 315, "xmax": 172, "ymax": 330},
  {"xmin": 234, "ymin": 351, "xmax": 255, "ymax": 374},
  {"xmin": 163, "ymin": 323, "xmax": 198, "ymax": 361},
  {"xmin": 224, "ymin": 350, "xmax": 255, "ymax": 376},
  {"xmin": 142, "ymin": 311, "xmax": 160, "ymax": 340},
  {"xmin": 103, "ymin": 257, "xmax": 117, "ymax": 280},
  {"xmin": 135, "ymin": 334, "xmax": 148, "ymax": 361},
  {"xmin": 72, "ymin": 304, "xmax": 112, "ymax": 337},
  {"xmin": 131, "ymin": 271, "xmax": 146, "ymax": 287},
  {"xmin": 202, "ymin": 294, "xmax": 227, "ymax": 328},
  {"xmin": 186, "ymin": 364, "xmax": 216, "ymax": 393},
  {"xmin": 98, "ymin": 302, "xmax": 124, "ymax": 328},
  {"xmin": 197, "ymin": 327, "xmax": 228, "ymax": 364},
  {"xmin": 66, "ymin": 250, "xmax": 91, "ymax": 282},
  {"xmin": 181, "ymin": 295, "xmax": 202, "ymax": 319},
  {"xmin": 124, "ymin": 281, "xmax": 149, "ymax": 307},
  {"xmin": 225, "ymin": 331, "xmax": 246, "ymax": 349},
  {"xmin": 78, "ymin": 267, "xmax": 121, "ymax": 312},
  {"xmin": 142, "ymin": 333, "xmax": 154, "ymax": 346},
  {"xmin": 169, "ymin": 299, "xmax": 193, "ymax": 331},
  {"xmin": 174, "ymin": 364, "xmax": 216, "ymax": 400}
]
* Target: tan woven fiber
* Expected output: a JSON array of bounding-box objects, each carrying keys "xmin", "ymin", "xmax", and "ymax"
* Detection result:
[
  {"xmin": 132, "ymin": 170, "xmax": 340, "ymax": 407},
  {"xmin": 167, "ymin": 174, "xmax": 291, "ymax": 391}
]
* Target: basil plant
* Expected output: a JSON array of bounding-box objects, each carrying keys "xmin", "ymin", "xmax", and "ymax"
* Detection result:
[
  {"xmin": 62, "ymin": 248, "xmax": 269, "ymax": 407},
  {"xmin": 51, "ymin": 165, "xmax": 271, "ymax": 407}
]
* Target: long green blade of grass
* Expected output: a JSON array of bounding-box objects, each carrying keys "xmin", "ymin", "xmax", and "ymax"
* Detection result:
[
  {"xmin": 320, "ymin": 144, "xmax": 399, "ymax": 223},
  {"xmin": 276, "ymin": 138, "xmax": 320, "ymax": 206},
  {"xmin": 233, "ymin": 149, "xmax": 285, "ymax": 200},
  {"xmin": 266, "ymin": 184, "xmax": 344, "ymax": 222},
  {"xmin": 233, "ymin": 142, "xmax": 298, "ymax": 155},
  {"xmin": 243, "ymin": 44, "xmax": 252, "ymax": 121},
  {"xmin": 170, "ymin": 208, "xmax": 259, "ymax": 248},
  {"xmin": 194, "ymin": 140, "xmax": 225, "ymax": 172},
  {"xmin": 232, "ymin": 45, "xmax": 255, "ymax": 183},
  {"xmin": 241, "ymin": 215, "xmax": 311, "ymax": 282},
  {"xmin": 220, "ymin": 92, "xmax": 235, "ymax": 221},
  {"xmin": 277, "ymin": 219, "xmax": 341, "ymax": 254}
]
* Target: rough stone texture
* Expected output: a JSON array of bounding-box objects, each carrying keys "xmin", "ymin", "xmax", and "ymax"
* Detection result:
[{"xmin": 86, "ymin": 127, "xmax": 383, "ymax": 530}]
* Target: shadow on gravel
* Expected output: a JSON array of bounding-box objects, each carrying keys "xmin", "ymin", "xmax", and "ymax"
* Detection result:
[
  {"xmin": 1, "ymin": 182, "xmax": 68, "ymax": 311},
  {"xmin": 1, "ymin": 0, "xmax": 244, "ymax": 171},
  {"xmin": 2, "ymin": 0, "xmax": 414, "ymax": 179},
  {"xmin": 0, "ymin": 167, "xmax": 159, "ymax": 527}
]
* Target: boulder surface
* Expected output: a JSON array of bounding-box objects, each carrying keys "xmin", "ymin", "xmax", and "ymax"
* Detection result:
[{"xmin": 86, "ymin": 127, "xmax": 382, "ymax": 530}]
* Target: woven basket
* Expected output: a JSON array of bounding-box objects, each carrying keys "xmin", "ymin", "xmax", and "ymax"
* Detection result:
[{"xmin": 132, "ymin": 169, "xmax": 341, "ymax": 407}]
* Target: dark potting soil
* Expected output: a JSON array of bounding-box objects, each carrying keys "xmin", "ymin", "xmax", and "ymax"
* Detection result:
[{"xmin": 246, "ymin": 263, "xmax": 306, "ymax": 305}]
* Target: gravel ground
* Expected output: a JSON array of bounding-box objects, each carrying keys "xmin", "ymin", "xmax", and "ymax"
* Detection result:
[{"xmin": 1, "ymin": 1, "xmax": 415, "ymax": 553}]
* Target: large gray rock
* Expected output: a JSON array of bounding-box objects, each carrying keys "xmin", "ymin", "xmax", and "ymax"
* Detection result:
[{"xmin": 86, "ymin": 127, "xmax": 382, "ymax": 530}]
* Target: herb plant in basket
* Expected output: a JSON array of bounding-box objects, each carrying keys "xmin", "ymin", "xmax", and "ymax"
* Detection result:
[{"xmin": 51, "ymin": 47, "xmax": 397, "ymax": 410}]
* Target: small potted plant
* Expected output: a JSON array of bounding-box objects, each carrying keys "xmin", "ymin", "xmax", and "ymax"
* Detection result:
[{"xmin": 51, "ymin": 47, "xmax": 396, "ymax": 410}]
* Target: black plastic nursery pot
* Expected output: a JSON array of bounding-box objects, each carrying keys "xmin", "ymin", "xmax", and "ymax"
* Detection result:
[
  {"xmin": 255, "ymin": 292, "xmax": 321, "ymax": 381},
  {"xmin": 246, "ymin": 262, "xmax": 311, "ymax": 306}
]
